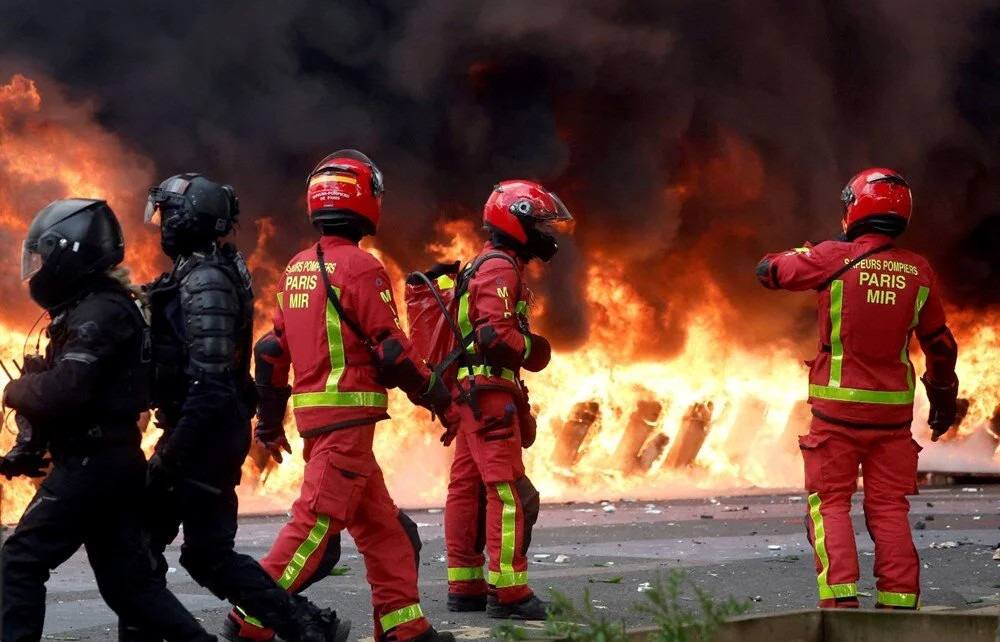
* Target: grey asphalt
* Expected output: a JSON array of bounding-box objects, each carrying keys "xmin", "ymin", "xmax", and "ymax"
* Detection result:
[{"xmin": 14, "ymin": 485, "xmax": 1000, "ymax": 641}]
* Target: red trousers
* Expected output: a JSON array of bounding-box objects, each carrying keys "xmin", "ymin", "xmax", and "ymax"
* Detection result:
[
  {"xmin": 234, "ymin": 427, "xmax": 429, "ymax": 640},
  {"xmin": 799, "ymin": 416, "xmax": 922, "ymax": 609},
  {"xmin": 445, "ymin": 390, "xmax": 540, "ymax": 604}
]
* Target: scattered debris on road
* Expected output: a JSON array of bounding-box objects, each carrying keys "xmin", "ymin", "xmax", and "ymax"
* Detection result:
[
  {"xmin": 588, "ymin": 576, "xmax": 623, "ymax": 584},
  {"xmin": 929, "ymin": 541, "xmax": 959, "ymax": 549}
]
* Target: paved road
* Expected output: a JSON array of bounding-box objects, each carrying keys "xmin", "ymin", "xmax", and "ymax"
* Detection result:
[{"xmin": 16, "ymin": 485, "xmax": 1000, "ymax": 640}]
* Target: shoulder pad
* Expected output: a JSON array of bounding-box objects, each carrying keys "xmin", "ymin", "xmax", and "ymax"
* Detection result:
[
  {"xmin": 181, "ymin": 263, "xmax": 237, "ymax": 294},
  {"xmin": 220, "ymin": 243, "xmax": 253, "ymax": 293},
  {"xmin": 229, "ymin": 250, "xmax": 254, "ymax": 293}
]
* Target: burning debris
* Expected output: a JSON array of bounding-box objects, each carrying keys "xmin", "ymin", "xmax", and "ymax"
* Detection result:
[
  {"xmin": 663, "ymin": 402, "xmax": 715, "ymax": 470},
  {"xmin": 611, "ymin": 399, "xmax": 664, "ymax": 475},
  {"xmin": 552, "ymin": 401, "xmax": 600, "ymax": 469},
  {"xmin": 636, "ymin": 434, "xmax": 671, "ymax": 474}
]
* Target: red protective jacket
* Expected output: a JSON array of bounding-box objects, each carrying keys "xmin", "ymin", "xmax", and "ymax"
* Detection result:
[
  {"xmin": 256, "ymin": 235, "xmax": 432, "ymax": 437},
  {"xmin": 456, "ymin": 242, "xmax": 551, "ymax": 397},
  {"xmin": 757, "ymin": 233, "xmax": 957, "ymax": 428}
]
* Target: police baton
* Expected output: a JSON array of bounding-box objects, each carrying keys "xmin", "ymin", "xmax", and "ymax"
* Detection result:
[{"xmin": 178, "ymin": 475, "xmax": 224, "ymax": 497}]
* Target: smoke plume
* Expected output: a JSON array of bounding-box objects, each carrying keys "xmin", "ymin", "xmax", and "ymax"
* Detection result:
[{"xmin": 0, "ymin": 0, "xmax": 998, "ymax": 353}]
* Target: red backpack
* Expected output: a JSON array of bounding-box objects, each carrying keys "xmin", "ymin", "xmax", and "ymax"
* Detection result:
[{"xmin": 404, "ymin": 253, "xmax": 521, "ymax": 409}]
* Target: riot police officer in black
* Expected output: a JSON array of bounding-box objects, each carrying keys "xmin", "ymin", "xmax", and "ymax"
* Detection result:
[
  {"xmin": 118, "ymin": 175, "xmax": 349, "ymax": 642},
  {"xmin": 0, "ymin": 199, "xmax": 214, "ymax": 642}
]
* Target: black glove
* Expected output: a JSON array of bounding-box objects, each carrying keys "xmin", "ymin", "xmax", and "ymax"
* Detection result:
[
  {"xmin": 0, "ymin": 448, "xmax": 49, "ymax": 480},
  {"xmin": 146, "ymin": 451, "xmax": 177, "ymax": 491},
  {"xmin": 21, "ymin": 354, "xmax": 47, "ymax": 375},
  {"xmin": 255, "ymin": 385, "xmax": 292, "ymax": 464},
  {"xmin": 922, "ymin": 374, "xmax": 959, "ymax": 442},
  {"xmin": 410, "ymin": 375, "xmax": 461, "ymax": 446},
  {"xmin": 0, "ymin": 414, "xmax": 49, "ymax": 480}
]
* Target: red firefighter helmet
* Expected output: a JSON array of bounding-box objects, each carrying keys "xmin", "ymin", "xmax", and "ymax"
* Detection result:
[
  {"xmin": 840, "ymin": 167, "xmax": 912, "ymax": 237},
  {"xmin": 306, "ymin": 149, "xmax": 384, "ymax": 235},
  {"xmin": 483, "ymin": 180, "xmax": 572, "ymax": 243}
]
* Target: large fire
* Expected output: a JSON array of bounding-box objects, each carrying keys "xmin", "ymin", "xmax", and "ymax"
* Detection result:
[{"xmin": 1, "ymin": 74, "xmax": 998, "ymax": 523}]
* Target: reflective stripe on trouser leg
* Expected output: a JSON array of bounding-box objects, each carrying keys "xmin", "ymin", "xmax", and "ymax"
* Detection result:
[
  {"xmin": 239, "ymin": 515, "xmax": 333, "ymax": 628},
  {"xmin": 379, "ymin": 604, "xmax": 424, "ymax": 631},
  {"xmin": 808, "ymin": 493, "xmax": 857, "ymax": 601},
  {"xmin": 877, "ymin": 591, "xmax": 919, "ymax": 608},
  {"xmin": 448, "ymin": 567, "xmax": 485, "ymax": 581},
  {"xmin": 488, "ymin": 482, "xmax": 528, "ymax": 589}
]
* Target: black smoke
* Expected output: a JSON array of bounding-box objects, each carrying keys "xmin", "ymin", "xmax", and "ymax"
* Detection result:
[{"xmin": 1, "ymin": 0, "xmax": 998, "ymax": 355}]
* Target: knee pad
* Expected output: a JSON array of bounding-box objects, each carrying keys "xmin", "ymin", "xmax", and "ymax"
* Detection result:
[
  {"xmin": 513, "ymin": 476, "xmax": 540, "ymax": 554},
  {"xmin": 397, "ymin": 510, "xmax": 422, "ymax": 569}
]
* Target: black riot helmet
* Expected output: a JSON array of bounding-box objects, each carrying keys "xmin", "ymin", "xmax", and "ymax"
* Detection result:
[
  {"xmin": 21, "ymin": 199, "xmax": 125, "ymax": 310},
  {"xmin": 144, "ymin": 173, "xmax": 240, "ymax": 258}
]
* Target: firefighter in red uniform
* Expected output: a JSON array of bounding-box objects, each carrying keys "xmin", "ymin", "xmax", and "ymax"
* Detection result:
[
  {"xmin": 224, "ymin": 150, "xmax": 458, "ymax": 642},
  {"xmin": 756, "ymin": 168, "xmax": 959, "ymax": 609},
  {"xmin": 444, "ymin": 181, "xmax": 572, "ymax": 619}
]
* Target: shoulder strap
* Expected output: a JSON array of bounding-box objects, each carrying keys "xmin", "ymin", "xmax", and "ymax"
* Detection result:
[
  {"xmin": 315, "ymin": 244, "xmax": 374, "ymax": 352},
  {"xmin": 817, "ymin": 243, "xmax": 894, "ymax": 291},
  {"xmin": 458, "ymin": 251, "xmax": 523, "ymax": 301}
]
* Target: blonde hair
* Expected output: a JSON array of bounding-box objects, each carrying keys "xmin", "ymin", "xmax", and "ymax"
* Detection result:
[{"xmin": 107, "ymin": 266, "xmax": 150, "ymax": 319}]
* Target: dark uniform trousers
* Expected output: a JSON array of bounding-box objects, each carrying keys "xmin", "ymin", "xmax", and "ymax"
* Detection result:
[{"xmin": 2, "ymin": 443, "xmax": 210, "ymax": 642}]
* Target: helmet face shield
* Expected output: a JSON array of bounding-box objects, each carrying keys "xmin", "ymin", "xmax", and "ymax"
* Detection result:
[
  {"xmin": 146, "ymin": 175, "xmax": 195, "ymax": 226},
  {"xmin": 20, "ymin": 241, "xmax": 42, "ymax": 281},
  {"xmin": 144, "ymin": 186, "xmax": 169, "ymax": 226},
  {"xmin": 542, "ymin": 191, "xmax": 573, "ymax": 222},
  {"xmin": 144, "ymin": 198, "xmax": 160, "ymax": 227}
]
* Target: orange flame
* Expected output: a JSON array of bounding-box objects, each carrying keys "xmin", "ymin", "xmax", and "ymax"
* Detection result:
[{"xmin": 1, "ymin": 74, "xmax": 997, "ymax": 523}]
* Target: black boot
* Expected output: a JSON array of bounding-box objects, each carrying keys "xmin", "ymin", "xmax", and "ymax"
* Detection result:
[
  {"xmin": 485, "ymin": 594, "xmax": 548, "ymax": 620},
  {"xmin": 240, "ymin": 596, "xmax": 351, "ymax": 642},
  {"xmin": 293, "ymin": 597, "xmax": 352, "ymax": 642},
  {"xmin": 287, "ymin": 609, "xmax": 350, "ymax": 642},
  {"xmin": 447, "ymin": 593, "xmax": 487, "ymax": 612}
]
